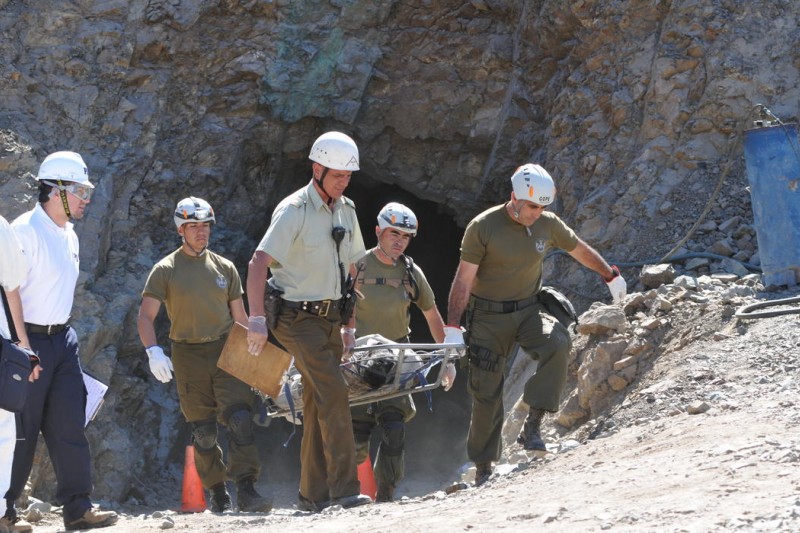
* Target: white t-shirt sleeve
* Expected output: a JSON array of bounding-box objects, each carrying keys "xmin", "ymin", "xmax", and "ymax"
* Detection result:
[
  {"xmin": 0, "ymin": 216, "xmax": 26, "ymax": 339},
  {"xmin": 0, "ymin": 217, "xmax": 26, "ymax": 292}
]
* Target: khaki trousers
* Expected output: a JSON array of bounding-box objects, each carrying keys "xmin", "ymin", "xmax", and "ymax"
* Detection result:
[{"xmin": 271, "ymin": 307, "xmax": 360, "ymax": 502}]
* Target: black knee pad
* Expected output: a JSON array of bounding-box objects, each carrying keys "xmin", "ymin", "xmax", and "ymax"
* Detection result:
[
  {"xmin": 224, "ymin": 406, "xmax": 255, "ymax": 446},
  {"xmin": 379, "ymin": 411, "xmax": 405, "ymax": 457},
  {"xmin": 192, "ymin": 420, "xmax": 218, "ymax": 452},
  {"xmin": 352, "ymin": 420, "xmax": 373, "ymax": 445}
]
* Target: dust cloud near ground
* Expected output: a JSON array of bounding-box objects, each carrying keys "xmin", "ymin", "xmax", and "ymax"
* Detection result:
[{"xmin": 13, "ymin": 283, "xmax": 800, "ymax": 533}]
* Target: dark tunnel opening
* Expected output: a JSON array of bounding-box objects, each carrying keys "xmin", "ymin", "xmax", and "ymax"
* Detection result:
[{"xmin": 345, "ymin": 180, "xmax": 459, "ymax": 344}]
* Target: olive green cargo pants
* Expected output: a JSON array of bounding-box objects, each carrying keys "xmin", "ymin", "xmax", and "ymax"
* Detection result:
[
  {"xmin": 171, "ymin": 336, "xmax": 260, "ymax": 489},
  {"xmin": 466, "ymin": 300, "xmax": 572, "ymax": 464},
  {"xmin": 352, "ymin": 394, "xmax": 416, "ymax": 487}
]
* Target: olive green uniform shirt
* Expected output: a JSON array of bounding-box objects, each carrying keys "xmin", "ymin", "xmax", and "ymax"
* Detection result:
[
  {"xmin": 460, "ymin": 206, "xmax": 578, "ymax": 301},
  {"xmin": 354, "ymin": 251, "xmax": 436, "ymax": 341},
  {"xmin": 142, "ymin": 248, "xmax": 242, "ymax": 342},
  {"xmin": 257, "ymin": 182, "xmax": 365, "ymax": 301}
]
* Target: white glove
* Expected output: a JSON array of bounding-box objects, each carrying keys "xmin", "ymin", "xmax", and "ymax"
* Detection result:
[
  {"xmin": 341, "ymin": 327, "xmax": 356, "ymax": 358},
  {"xmin": 604, "ymin": 265, "xmax": 627, "ymax": 304},
  {"xmin": 249, "ymin": 315, "xmax": 268, "ymax": 337},
  {"xmin": 441, "ymin": 362, "xmax": 457, "ymax": 391},
  {"xmin": 247, "ymin": 316, "xmax": 268, "ymax": 356},
  {"xmin": 146, "ymin": 346, "xmax": 173, "ymax": 383},
  {"xmin": 443, "ymin": 325, "xmax": 465, "ymax": 345}
]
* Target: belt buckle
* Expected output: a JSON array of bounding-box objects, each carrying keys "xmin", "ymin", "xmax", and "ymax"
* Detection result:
[
  {"xmin": 502, "ymin": 302, "xmax": 515, "ymax": 313},
  {"xmin": 318, "ymin": 300, "xmax": 330, "ymax": 317},
  {"xmin": 47, "ymin": 324, "xmax": 56, "ymax": 335}
]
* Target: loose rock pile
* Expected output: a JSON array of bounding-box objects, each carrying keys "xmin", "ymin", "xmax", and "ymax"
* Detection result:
[{"xmin": 489, "ymin": 267, "xmax": 798, "ymax": 471}]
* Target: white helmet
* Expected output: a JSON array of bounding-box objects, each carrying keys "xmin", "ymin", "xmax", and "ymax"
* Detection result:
[
  {"xmin": 377, "ymin": 202, "xmax": 418, "ymax": 236},
  {"xmin": 37, "ymin": 151, "xmax": 93, "ymax": 188},
  {"xmin": 309, "ymin": 131, "xmax": 360, "ymax": 171},
  {"xmin": 174, "ymin": 197, "xmax": 215, "ymax": 228},
  {"xmin": 510, "ymin": 163, "xmax": 555, "ymax": 206}
]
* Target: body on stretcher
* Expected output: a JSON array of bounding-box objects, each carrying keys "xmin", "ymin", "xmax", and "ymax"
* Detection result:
[{"xmin": 258, "ymin": 334, "xmax": 466, "ymax": 421}]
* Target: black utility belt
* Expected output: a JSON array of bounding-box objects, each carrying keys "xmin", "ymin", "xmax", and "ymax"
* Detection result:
[
  {"xmin": 25, "ymin": 322, "xmax": 69, "ymax": 336},
  {"xmin": 283, "ymin": 299, "xmax": 340, "ymax": 317},
  {"xmin": 470, "ymin": 293, "xmax": 540, "ymax": 313}
]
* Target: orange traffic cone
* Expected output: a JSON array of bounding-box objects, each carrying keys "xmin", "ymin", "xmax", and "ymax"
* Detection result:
[
  {"xmin": 357, "ymin": 456, "xmax": 377, "ymax": 500},
  {"xmin": 179, "ymin": 445, "xmax": 207, "ymax": 513}
]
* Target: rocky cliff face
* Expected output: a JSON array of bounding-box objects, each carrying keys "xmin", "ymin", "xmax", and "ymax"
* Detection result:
[{"xmin": 1, "ymin": 0, "xmax": 798, "ymax": 504}]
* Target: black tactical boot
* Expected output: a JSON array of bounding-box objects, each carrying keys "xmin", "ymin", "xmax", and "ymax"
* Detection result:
[
  {"xmin": 474, "ymin": 462, "xmax": 492, "ymax": 487},
  {"xmin": 236, "ymin": 477, "xmax": 273, "ymax": 513},
  {"xmin": 517, "ymin": 407, "xmax": 548, "ymax": 454},
  {"xmin": 209, "ymin": 482, "xmax": 232, "ymax": 513},
  {"xmin": 375, "ymin": 482, "xmax": 395, "ymax": 503}
]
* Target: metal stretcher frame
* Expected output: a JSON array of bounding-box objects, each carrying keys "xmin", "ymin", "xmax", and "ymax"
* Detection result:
[{"xmin": 261, "ymin": 342, "xmax": 466, "ymax": 419}]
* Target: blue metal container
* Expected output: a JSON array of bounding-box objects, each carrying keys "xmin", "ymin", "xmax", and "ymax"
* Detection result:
[{"xmin": 743, "ymin": 123, "xmax": 800, "ymax": 286}]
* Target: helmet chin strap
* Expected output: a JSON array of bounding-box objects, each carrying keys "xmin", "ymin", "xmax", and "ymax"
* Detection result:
[
  {"xmin": 375, "ymin": 244, "xmax": 398, "ymax": 266},
  {"xmin": 56, "ymin": 179, "xmax": 72, "ymax": 219},
  {"xmin": 508, "ymin": 200, "xmax": 533, "ymax": 236},
  {"xmin": 314, "ymin": 167, "xmax": 334, "ymax": 207},
  {"xmin": 182, "ymin": 236, "xmax": 207, "ymax": 256}
]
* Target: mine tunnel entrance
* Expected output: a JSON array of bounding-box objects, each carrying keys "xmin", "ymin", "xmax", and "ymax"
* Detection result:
[{"xmin": 256, "ymin": 177, "xmax": 473, "ymax": 498}]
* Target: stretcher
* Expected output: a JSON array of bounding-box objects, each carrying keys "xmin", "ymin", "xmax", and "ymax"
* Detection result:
[{"xmin": 258, "ymin": 334, "xmax": 466, "ymax": 421}]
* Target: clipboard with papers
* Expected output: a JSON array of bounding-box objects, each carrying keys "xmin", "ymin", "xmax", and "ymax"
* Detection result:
[
  {"xmin": 82, "ymin": 371, "xmax": 108, "ymax": 427},
  {"xmin": 217, "ymin": 322, "xmax": 293, "ymax": 399}
]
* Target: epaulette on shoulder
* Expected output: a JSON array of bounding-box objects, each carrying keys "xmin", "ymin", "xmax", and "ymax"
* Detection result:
[
  {"xmin": 342, "ymin": 196, "xmax": 355, "ymax": 209},
  {"xmin": 287, "ymin": 196, "xmax": 306, "ymax": 209}
]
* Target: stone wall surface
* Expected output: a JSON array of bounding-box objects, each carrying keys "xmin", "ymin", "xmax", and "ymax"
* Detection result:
[{"xmin": 0, "ymin": 0, "xmax": 798, "ymax": 504}]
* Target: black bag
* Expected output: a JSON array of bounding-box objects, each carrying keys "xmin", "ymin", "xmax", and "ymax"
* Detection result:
[
  {"xmin": 0, "ymin": 286, "xmax": 30, "ymax": 412},
  {"xmin": 0, "ymin": 337, "xmax": 30, "ymax": 412},
  {"xmin": 359, "ymin": 357, "xmax": 396, "ymax": 389},
  {"xmin": 539, "ymin": 286, "xmax": 578, "ymax": 333}
]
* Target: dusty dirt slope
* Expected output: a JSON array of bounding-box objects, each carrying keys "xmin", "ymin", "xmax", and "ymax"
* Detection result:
[{"xmin": 15, "ymin": 289, "xmax": 800, "ymax": 533}]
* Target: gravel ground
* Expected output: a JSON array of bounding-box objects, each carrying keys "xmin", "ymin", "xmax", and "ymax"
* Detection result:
[{"xmin": 13, "ymin": 285, "xmax": 800, "ymax": 533}]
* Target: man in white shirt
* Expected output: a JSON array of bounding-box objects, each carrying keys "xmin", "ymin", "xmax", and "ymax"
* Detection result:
[{"xmin": 4, "ymin": 152, "xmax": 117, "ymax": 531}]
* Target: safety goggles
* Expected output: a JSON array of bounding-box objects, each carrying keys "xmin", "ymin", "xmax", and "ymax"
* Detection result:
[
  {"xmin": 44, "ymin": 180, "xmax": 94, "ymax": 201},
  {"xmin": 191, "ymin": 207, "xmax": 212, "ymax": 220}
]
